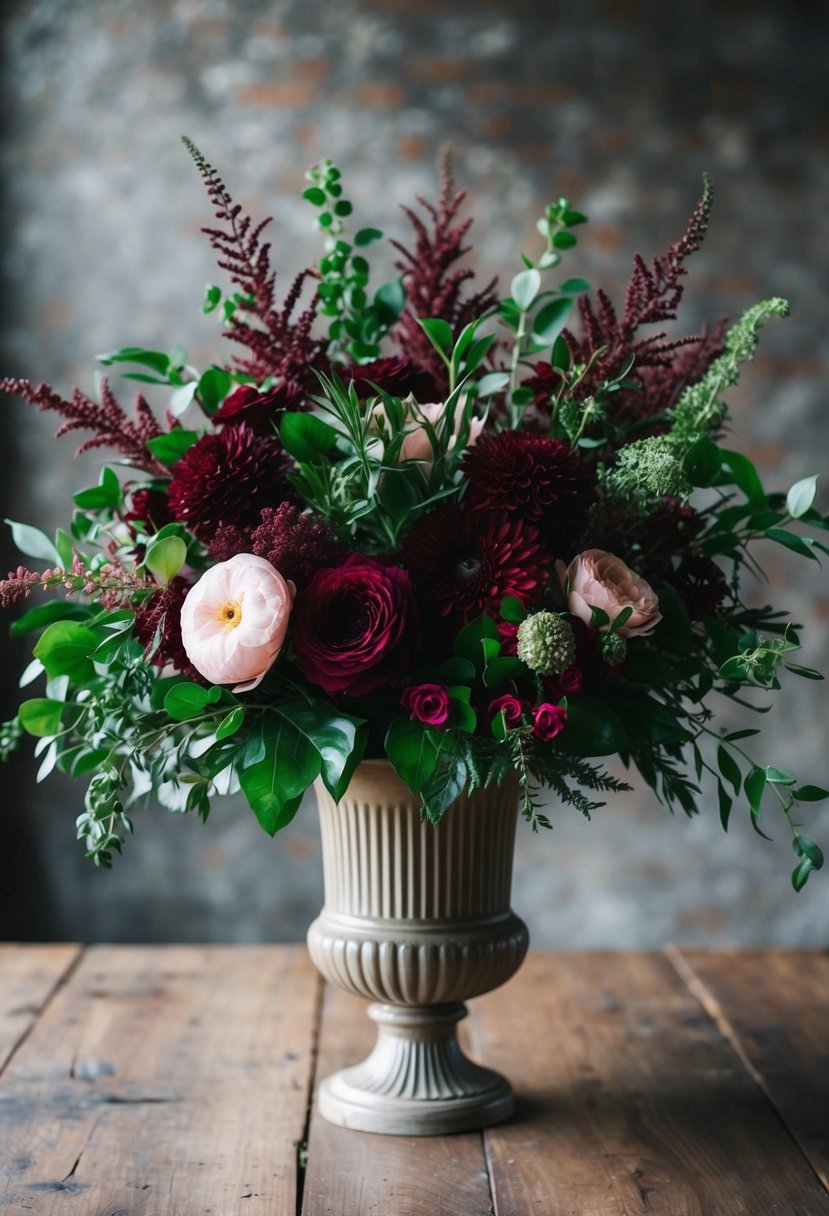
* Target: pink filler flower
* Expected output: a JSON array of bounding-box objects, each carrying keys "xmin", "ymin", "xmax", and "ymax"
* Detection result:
[{"xmin": 180, "ymin": 553, "xmax": 294, "ymax": 692}]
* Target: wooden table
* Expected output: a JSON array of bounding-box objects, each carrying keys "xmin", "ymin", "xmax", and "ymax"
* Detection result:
[{"xmin": 1, "ymin": 946, "xmax": 828, "ymax": 1214}]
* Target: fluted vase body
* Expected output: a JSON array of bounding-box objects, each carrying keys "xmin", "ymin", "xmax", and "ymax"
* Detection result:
[{"xmin": 307, "ymin": 759, "xmax": 529, "ymax": 1135}]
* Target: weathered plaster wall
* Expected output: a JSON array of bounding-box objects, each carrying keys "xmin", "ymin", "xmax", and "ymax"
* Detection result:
[{"xmin": 1, "ymin": 0, "xmax": 827, "ymax": 945}]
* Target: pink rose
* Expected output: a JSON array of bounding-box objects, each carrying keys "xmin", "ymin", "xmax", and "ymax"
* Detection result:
[
  {"xmin": 292, "ymin": 555, "xmax": 419, "ymax": 696},
  {"xmin": 401, "ymin": 684, "xmax": 451, "ymax": 728},
  {"xmin": 531, "ymin": 703, "xmax": 568, "ymax": 742},
  {"xmin": 399, "ymin": 401, "xmax": 485, "ymax": 465},
  {"xmin": 564, "ymin": 549, "xmax": 661, "ymax": 639},
  {"xmin": 488, "ymin": 694, "xmax": 527, "ymax": 730},
  {"xmin": 179, "ymin": 553, "xmax": 294, "ymax": 692}
]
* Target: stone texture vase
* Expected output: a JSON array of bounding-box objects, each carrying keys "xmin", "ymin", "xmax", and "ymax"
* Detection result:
[{"xmin": 306, "ymin": 759, "xmax": 529, "ymax": 1135}]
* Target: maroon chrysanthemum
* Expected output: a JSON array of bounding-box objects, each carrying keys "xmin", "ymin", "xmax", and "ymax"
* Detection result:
[
  {"xmin": 167, "ymin": 424, "xmax": 293, "ymax": 541},
  {"xmin": 462, "ymin": 431, "xmax": 595, "ymax": 556},
  {"xmin": 401, "ymin": 506, "xmax": 550, "ymax": 625},
  {"xmin": 134, "ymin": 577, "xmax": 198, "ymax": 677},
  {"xmin": 123, "ymin": 487, "xmax": 175, "ymax": 535}
]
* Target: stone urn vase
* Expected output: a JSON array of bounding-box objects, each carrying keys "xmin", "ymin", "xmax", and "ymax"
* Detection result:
[{"xmin": 306, "ymin": 759, "xmax": 529, "ymax": 1135}]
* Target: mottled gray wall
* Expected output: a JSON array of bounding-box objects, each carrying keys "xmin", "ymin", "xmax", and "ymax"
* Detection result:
[{"xmin": 1, "ymin": 0, "xmax": 828, "ymax": 946}]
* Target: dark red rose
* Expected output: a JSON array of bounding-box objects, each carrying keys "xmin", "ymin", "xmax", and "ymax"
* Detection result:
[
  {"xmin": 348, "ymin": 357, "xmax": 439, "ymax": 403},
  {"xmin": 532, "ymin": 702, "xmax": 568, "ymax": 742},
  {"xmin": 213, "ymin": 382, "xmax": 297, "ymax": 433},
  {"xmin": 401, "ymin": 683, "xmax": 451, "ymax": 728},
  {"xmin": 292, "ymin": 554, "xmax": 420, "ymax": 696},
  {"xmin": 488, "ymin": 694, "xmax": 527, "ymax": 730},
  {"xmin": 544, "ymin": 665, "xmax": 583, "ymax": 700},
  {"xmin": 498, "ymin": 619, "xmax": 519, "ymax": 656}
]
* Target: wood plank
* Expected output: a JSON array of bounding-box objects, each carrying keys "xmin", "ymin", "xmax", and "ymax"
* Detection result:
[
  {"xmin": 0, "ymin": 944, "xmax": 81, "ymax": 1074},
  {"xmin": 301, "ymin": 984, "xmax": 494, "ymax": 1216},
  {"xmin": 467, "ymin": 951, "xmax": 829, "ymax": 1215},
  {"xmin": 671, "ymin": 947, "xmax": 829, "ymax": 1194},
  {"xmin": 0, "ymin": 944, "xmax": 320, "ymax": 1215}
]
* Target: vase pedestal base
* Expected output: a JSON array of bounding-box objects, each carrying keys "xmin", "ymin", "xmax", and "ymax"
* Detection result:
[{"xmin": 317, "ymin": 1001, "xmax": 514, "ymax": 1136}]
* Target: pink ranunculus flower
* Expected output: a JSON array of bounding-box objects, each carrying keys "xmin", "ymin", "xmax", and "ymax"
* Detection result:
[
  {"xmin": 179, "ymin": 553, "xmax": 295, "ymax": 692},
  {"xmin": 399, "ymin": 401, "xmax": 485, "ymax": 465},
  {"xmin": 564, "ymin": 549, "xmax": 662, "ymax": 639},
  {"xmin": 401, "ymin": 683, "xmax": 452, "ymax": 728}
]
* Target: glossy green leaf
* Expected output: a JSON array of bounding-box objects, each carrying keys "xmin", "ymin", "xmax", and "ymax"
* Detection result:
[
  {"xmin": 10, "ymin": 601, "xmax": 94, "ymax": 638},
  {"xmin": 33, "ymin": 621, "xmax": 98, "ymax": 682},
  {"xmin": 385, "ymin": 718, "xmax": 442, "ymax": 793},
  {"xmin": 239, "ymin": 714, "xmax": 320, "ymax": 836},
  {"xmin": 19, "ymin": 698, "xmax": 65, "ymax": 737},
  {"xmin": 5, "ymin": 519, "xmax": 61, "ymax": 566},
  {"xmin": 279, "ymin": 412, "xmax": 338, "ymax": 462},
  {"xmin": 146, "ymin": 430, "xmax": 201, "ymax": 468}
]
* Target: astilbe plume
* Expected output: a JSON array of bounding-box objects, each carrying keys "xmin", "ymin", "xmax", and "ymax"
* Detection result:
[
  {"xmin": 183, "ymin": 138, "xmax": 326, "ymax": 392},
  {"xmin": 209, "ymin": 503, "xmax": 345, "ymax": 589},
  {"xmin": 390, "ymin": 152, "xmax": 497, "ymax": 391},
  {"xmin": 133, "ymin": 576, "xmax": 197, "ymax": 676},
  {"xmin": 562, "ymin": 175, "xmax": 726, "ymax": 423},
  {"xmin": 0, "ymin": 376, "xmax": 165, "ymax": 472}
]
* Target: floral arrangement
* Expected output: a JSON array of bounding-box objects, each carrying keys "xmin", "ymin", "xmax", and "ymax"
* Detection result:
[{"xmin": 2, "ymin": 141, "xmax": 827, "ymax": 890}]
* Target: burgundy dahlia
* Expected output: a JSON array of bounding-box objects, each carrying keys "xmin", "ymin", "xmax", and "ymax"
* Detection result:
[
  {"xmin": 292, "ymin": 554, "xmax": 420, "ymax": 696},
  {"xmin": 213, "ymin": 382, "xmax": 297, "ymax": 433},
  {"xmin": 167, "ymin": 424, "xmax": 293, "ymax": 542},
  {"xmin": 462, "ymin": 431, "xmax": 595, "ymax": 556},
  {"xmin": 123, "ymin": 487, "xmax": 174, "ymax": 534},
  {"xmin": 401, "ymin": 506, "xmax": 549, "ymax": 625}
]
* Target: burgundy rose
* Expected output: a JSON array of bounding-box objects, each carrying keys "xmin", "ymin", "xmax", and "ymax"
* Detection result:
[
  {"xmin": 292, "ymin": 554, "xmax": 420, "ymax": 696},
  {"xmin": 401, "ymin": 683, "xmax": 451, "ymax": 729},
  {"xmin": 544, "ymin": 666, "xmax": 584, "ymax": 701},
  {"xmin": 213, "ymin": 382, "xmax": 297, "ymax": 433},
  {"xmin": 488, "ymin": 694, "xmax": 527, "ymax": 730},
  {"xmin": 532, "ymin": 703, "xmax": 568, "ymax": 742}
]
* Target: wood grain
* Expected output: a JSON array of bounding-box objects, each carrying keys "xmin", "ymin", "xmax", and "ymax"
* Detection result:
[
  {"xmin": 0, "ymin": 944, "xmax": 320, "ymax": 1215},
  {"xmin": 671, "ymin": 946, "xmax": 829, "ymax": 1194},
  {"xmin": 0, "ymin": 943, "xmax": 81, "ymax": 1074},
  {"xmin": 468, "ymin": 950, "xmax": 829, "ymax": 1215},
  {"xmin": 301, "ymin": 984, "xmax": 494, "ymax": 1216}
]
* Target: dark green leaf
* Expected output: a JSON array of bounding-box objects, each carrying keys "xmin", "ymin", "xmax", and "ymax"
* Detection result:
[
  {"xmin": 717, "ymin": 744, "xmax": 742, "ymax": 794},
  {"xmin": 279, "ymin": 412, "xmax": 338, "ymax": 462},
  {"xmin": 146, "ymin": 430, "xmax": 201, "ymax": 467},
  {"xmin": 531, "ymin": 297, "xmax": 572, "ymax": 348},
  {"xmin": 5, "ymin": 519, "xmax": 61, "ymax": 566},
  {"xmin": 215, "ymin": 707, "xmax": 245, "ymax": 740},
  {"xmin": 198, "ymin": 367, "xmax": 232, "ymax": 415},
  {"xmin": 164, "ymin": 682, "xmax": 216, "ymax": 722},
  {"xmin": 354, "ymin": 227, "xmax": 383, "ymax": 247},
  {"xmin": 33, "ymin": 621, "xmax": 98, "ymax": 682},
  {"xmin": 277, "ymin": 700, "xmax": 367, "ymax": 803},
  {"xmin": 418, "ymin": 318, "xmax": 454, "ymax": 358},
  {"xmin": 19, "ymin": 698, "xmax": 65, "ymax": 737},
  {"xmin": 765, "ymin": 528, "xmax": 818, "ymax": 561},
  {"xmin": 556, "ymin": 695, "xmax": 630, "ymax": 756},
  {"xmin": 793, "ymin": 785, "xmax": 829, "ymax": 802},
  {"xmin": 374, "ymin": 278, "xmax": 406, "ymax": 327},
  {"xmin": 745, "ymin": 766, "xmax": 767, "ymax": 815},
  {"xmin": 500, "ymin": 595, "xmax": 527, "ymax": 624},
  {"xmin": 766, "ymin": 766, "xmax": 796, "ymax": 785},
  {"xmin": 718, "ymin": 781, "xmax": 733, "ymax": 832},
  {"xmin": 10, "ymin": 601, "xmax": 94, "ymax": 637},
  {"xmin": 239, "ymin": 713, "xmax": 320, "ymax": 836},
  {"xmin": 558, "ymin": 277, "xmax": 591, "ymax": 294},
  {"xmin": 385, "ymin": 718, "xmax": 442, "ymax": 793},
  {"xmin": 683, "ymin": 437, "xmax": 722, "ymax": 487},
  {"xmin": 795, "ymin": 835, "xmax": 824, "ymax": 869},
  {"xmin": 792, "ymin": 857, "xmax": 813, "ymax": 892}
]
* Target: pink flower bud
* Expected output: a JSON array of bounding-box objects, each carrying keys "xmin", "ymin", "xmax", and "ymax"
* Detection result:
[{"xmin": 564, "ymin": 549, "xmax": 661, "ymax": 639}]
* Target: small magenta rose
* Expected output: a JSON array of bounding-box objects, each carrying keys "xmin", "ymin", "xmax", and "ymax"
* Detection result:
[
  {"xmin": 532, "ymin": 702, "xmax": 568, "ymax": 742},
  {"xmin": 179, "ymin": 553, "xmax": 294, "ymax": 692},
  {"xmin": 401, "ymin": 683, "xmax": 451, "ymax": 728},
  {"xmin": 488, "ymin": 694, "xmax": 527, "ymax": 730},
  {"xmin": 564, "ymin": 549, "xmax": 662, "ymax": 638},
  {"xmin": 292, "ymin": 554, "xmax": 419, "ymax": 696}
]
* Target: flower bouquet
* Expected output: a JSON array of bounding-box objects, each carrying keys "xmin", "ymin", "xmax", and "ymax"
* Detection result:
[{"xmin": 2, "ymin": 140, "xmax": 827, "ymax": 900}]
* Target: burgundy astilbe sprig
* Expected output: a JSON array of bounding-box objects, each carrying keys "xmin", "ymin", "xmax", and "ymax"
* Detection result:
[
  {"xmin": 209, "ymin": 503, "xmax": 345, "ymax": 589},
  {"xmin": 390, "ymin": 151, "xmax": 497, "ymax": 391},
  {"xmin": 0, "ymin": 376, "xmax": 165, "ymax": 472},
  {"xmin": 562, "ymin": 174, "xmax": 726, "ymax": 423},
  {"xmin": 182, "ymin": 137, "xmax": 326, "ymax": 391}
]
